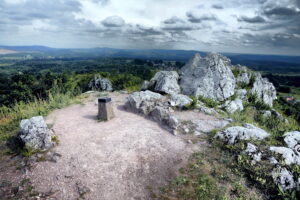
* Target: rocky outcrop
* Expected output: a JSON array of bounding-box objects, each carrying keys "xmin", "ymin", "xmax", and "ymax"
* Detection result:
[
  {"xmin": 125, "ymin": 90, "xmax": 162, "ymax": 115},
  {"xmin": 269, "ymin": 131, "xmax": 300, "ymax": 165},
  {"xmin": 191, "ymin": 119, "xmax": 229, "ymax": 133},
  {"xmin": 89, "ymin": 75, "xmax": 113, "ymax": 91},
  {"xmin": 236, "ymin": 89, "xmax": 247, "ymax": 100},
  {"xmin": 215, "ymin": 123, "xmax": 270, "ymax": 144},
  {"xmin": 251, "ymin": 73, "xmax": 276, "ymax": 107},
  {"xmin": 236, "ymin": 72, "xmax": 251, "ymax": 85},
  {"xmin": 284, "ymin": 131, "xmax": 300, "ymax": 151},
  {"xmin": 179, "ymin": 53, "xmax": 236, "ymax": 101},
  {"xmin": 244, "ymin": 143, "xmax": 262, "ymax": 163},
  {"xmin": 18, "ymin": 116, "xmax": 53, "ymax": 150},
  {"xmin": 169, "ymin": 94, "xmax": 192, "ymax": 108},
  {"xmin": 272, "ymin": 167, "xmax": 296, "ymax": 191},
  {"xmin": 150, "ymin": 106, "xmax": 179, "ymax": 130},
  {"xmin": 222, "ymin": 98, "xmax": 244, "ymax": 113},
  {"xmin": 145, "ymin": 71, "xmax": 180, "ymax": 94},
  {"xmin": 269, "ymin": 146, "xmax": 300, "ymax": 165}
]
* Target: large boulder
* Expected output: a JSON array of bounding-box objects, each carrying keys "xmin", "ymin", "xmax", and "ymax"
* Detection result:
[
  {"xmin": 18, "ymin": 116, "xmax": 53, "ymax": 150},
  {"xmin": 149, "ymin": 106, "xmax": 179, "ymax": 130},
  {"xmin": 125, "ymin": 90, "xmax": 162, "ymax": 115},
  {"xmin": 215, "ymin": 123, "xmax": 270, "ymax": 144},
  {"xmin": 145, "ymin": 71, "xmax": 180, "ymax": 94},
  {"xmin": 250, "ymin": 73, "xmax": 276, "ymax": 107},
  {"xmin": 169, "ymin": 94, "xmax": 192, "ymax": 108},
  {"xmin": 89, "ymin": 75, "xmax": 113, "ymax": 91},
  {"xmin": 179, "ymin": 53, "xmax": 236, "ymax": 101}
]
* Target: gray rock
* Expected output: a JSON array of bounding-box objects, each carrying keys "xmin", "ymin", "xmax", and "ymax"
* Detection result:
[
  {"xmin": 150, "ymin": 71, "xmax": 180, "ymax": 94},
  {"xmin": 215, "ymin": 123, "xmax": 270, "ymax": 144},
  {"xmin": 169, "ymin": 94, "xmax": 192, "ymax": 108},
  {"xmin": 19, "ymin": 116, "xmax": 53, "ymax": 150},
  {"xmin": 236, "ymin": 89, "xmax": 247, "ymax": 100},
  {"xmin": 284, "ymin": 131, "xmax": 300, "ymax": 151},
  {"xmin": 272, "ymin": 167, "xmax": 295, "ymax": 191},
  {"xmin": 222, "ymin": 98, "xmax": 244, "ymax": 113},
  {"xmin": 179, "ymin": 53, "xmax": 236, "ymax": 101},
  {"xmin": 250, "ymin": 73, "xmax": 277, "ymax": 107},
  {"xmin": 262, "ymin": 110, "xmax": 287, "ymax": 122},
  {"xmin": 269, "ymin": 146, "xmax": 300, "ymax": 165},
  {"xmin": 244, "ymin": 143, "xmax": 262, "ymax": 163},
  {"xmin": 198, "ymin": 106, "xmax": 220, "ymax": 116},
  {"xmin": 141, "ymin": 80, "xmax": 151, "ymax": 91},
  {"xmin": 150, "ymin": 106, "xmax": 169, "ymax": 123},
  {"xmin": 168, "ymin": 115, "xmax": 179, "ymax": 130},
  {"xmin": 192, "ymin": 119, "xmax": 229, "ymax": 133},
  {"xmin": 150, "ymin": 106, "xmax": 179, "ymax": 130},
  {"xmin": 269, "ymin": 157, "xmax": 278, "ymax": 165},
  {"xmin": 125, "ymin": 90, "xmax": 162, "ymax": 115},
  {"xmin": 236, "ymin": 72, "xmax": 250, "ymax": 85},
  {"xmin": 262, "ymin": 110, "xmax": 272, "ymax": 118},
  {"xmin": 89, "ymin": 75, "xmax": 113, "ymax": 91}
]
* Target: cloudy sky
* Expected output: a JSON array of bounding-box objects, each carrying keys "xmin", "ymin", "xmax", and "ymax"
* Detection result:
[{"xmin": 0, "ymin": 0, "xmax": 300, "ymax": 55}]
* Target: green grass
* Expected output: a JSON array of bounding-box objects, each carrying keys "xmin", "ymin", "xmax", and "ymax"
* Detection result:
[
  {"xmin": 198, "ymin": 95, "xmax": 219, "ymax": 108},
  {"xmin": 159, "ymin": 147, "xmax": 264, "ymax": 200},
  {"xmin": 0, "ymin": 91, "xmax": 85, "ymax": 143}
]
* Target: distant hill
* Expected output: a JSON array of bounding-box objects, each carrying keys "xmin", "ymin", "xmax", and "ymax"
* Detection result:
[
  {"xmin": 1, "ymin": 46, "xmax": 300, "ymax": 73},
  {"xmin": 0, "ymin": 49, "xmax": 18, "ymax": 55}
]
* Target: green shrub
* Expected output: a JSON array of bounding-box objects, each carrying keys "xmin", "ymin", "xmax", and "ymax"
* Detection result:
[
  {"xmin": 198, "ymin": 96, "xmax": 219, "ymax": 108},
  {"xmin": 183, "ymin": 96, "xmax": 198, "ymax": 110}
]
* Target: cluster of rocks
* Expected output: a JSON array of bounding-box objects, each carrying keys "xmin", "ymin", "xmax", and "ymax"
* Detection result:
[
  {"xmin": 125, "ymin": 90, "xmax": 179, "ymax": 132},
  {"xmin": 89, "ymin": 75, "xmax": 113, "ymax": 91},
  {"xmin": 141, "ymin": 52, "xmax": 277, "ymax": 115},
  {"xmin": 215, "ymin": 124, "xmax": 300, "ymax": 191}
]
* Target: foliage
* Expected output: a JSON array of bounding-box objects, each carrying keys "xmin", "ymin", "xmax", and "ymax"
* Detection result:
[
  {"xmin": 198, "ymin": 96, "xmax": 219, "ymax": 108},
  {"xmin": 0, "ymin": 91, "xmax": 84, "ymax": 142},
  {"xmin": 160, "ymin": 148, "xmax": 264, "ymax": 200},
  {"xmin": 183, "ymin": 96, "xmax": 198, "ymax": 110},
  {"xmin": 246, "ymin": 93, "xmax": 271, "ymax": 111}
]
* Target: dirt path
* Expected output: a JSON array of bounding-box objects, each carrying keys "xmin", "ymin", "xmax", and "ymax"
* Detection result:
[{"xmin": 25, "ymin": 92, "xmax": 199, "ymax": 199}]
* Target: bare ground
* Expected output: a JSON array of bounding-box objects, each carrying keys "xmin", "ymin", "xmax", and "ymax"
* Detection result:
[{"xmin": 12, "ymin": 92, "xmax": 201, "ymax": 199}]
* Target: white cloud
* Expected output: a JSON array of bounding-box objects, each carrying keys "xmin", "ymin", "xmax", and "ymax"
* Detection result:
[{"xmin": 0, "ymin": 0, "xmax": 299, "ymax": 55}]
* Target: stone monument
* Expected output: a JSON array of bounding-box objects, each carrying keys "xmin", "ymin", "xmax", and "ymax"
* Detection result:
[{"xmin": 98, "ymin": 97, "xmax": 114, "ymax": 121}]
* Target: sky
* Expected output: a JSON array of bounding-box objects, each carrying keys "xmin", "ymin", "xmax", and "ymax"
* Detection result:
[{"xmin": 0, "ymin": 0, "xmax": 300, "ymax": 55}]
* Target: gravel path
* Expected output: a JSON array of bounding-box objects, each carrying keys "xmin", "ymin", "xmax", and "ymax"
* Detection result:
[{"xmin": 26, "ymin": 92, "xmax": 199, "ymax": 199}]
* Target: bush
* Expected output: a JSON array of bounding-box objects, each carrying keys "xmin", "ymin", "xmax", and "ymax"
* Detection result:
[{"xmin": 198, "ymin": 96, "xmax": 219, "ymax": 108}]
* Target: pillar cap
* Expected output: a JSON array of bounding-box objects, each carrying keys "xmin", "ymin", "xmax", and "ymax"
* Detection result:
[{"xmin": 98, "ymin": 97, "xmax": 112, "ymax": 103}]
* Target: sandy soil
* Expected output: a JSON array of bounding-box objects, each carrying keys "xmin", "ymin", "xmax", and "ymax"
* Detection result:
[{"xmin": 24, "ymin": 92, "xmax": 199, "ymax": 199}]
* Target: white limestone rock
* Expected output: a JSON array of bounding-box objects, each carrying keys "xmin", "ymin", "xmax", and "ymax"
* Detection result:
[
  {"xmin": 272, "ymin": 167, "xmax": 296, "ymax": 191},
  {"xmin": 250, "ymin": 73, "xmax": 277, "ymax": 107},
  {"xmin": 222, "ymin": 98, "xmax": 244, "ymax": 113},
  {"xmin": 236, "ymin": 89, "xmax": 248, "ymax": 100},
  {"xmin": 19, "ymin": 116, "xmax": 54, "ymax": 150},
  {"xmin": 244, "ymin": 143, "xmax": 262, "ymax": 163},
  {"xmin": 284, "ymin": 131, "xmax": 300, "ymax": 150},
  {"xmin": 125, "ymin": 90, "xmax": 162, "ymax": 115},
  {"xmin": 150, "ymin": 71, "xmax": 180, "ymax": 94},
  {"xmin": 215, "ymin": 123, "xmax": 270, "ymax": 144},
  {"xmin": 89, "ymin": 75, "xmax": 113, "ymax": 91},
  {"xmin": 179, "ymin": 53, "xmax": 236, "ymax": 101},
  {"xmin": 269, "ymin": 146, "xmax": 300, "ymax": 165},
  {"xmin": 169, "ymin": 94, "xmax": 193, "ymax": 108}
]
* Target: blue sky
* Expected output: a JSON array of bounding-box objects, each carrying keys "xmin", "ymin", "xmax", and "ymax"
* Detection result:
[{"xmin": 0, "ymin": 0, "xmax": 300, "ymax": 55}]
